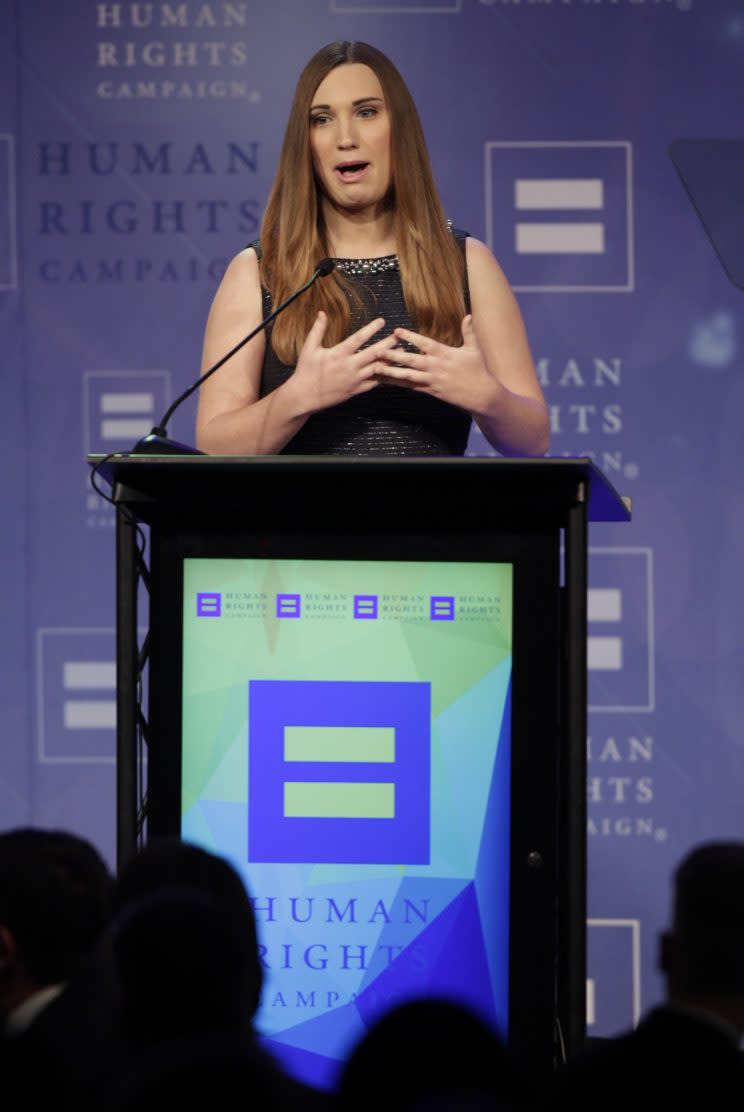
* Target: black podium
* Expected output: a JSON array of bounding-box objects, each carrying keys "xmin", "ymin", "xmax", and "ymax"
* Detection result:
[{"xmin": 89, "ymin": 453, "xmax": 629, "ymax": 1077}]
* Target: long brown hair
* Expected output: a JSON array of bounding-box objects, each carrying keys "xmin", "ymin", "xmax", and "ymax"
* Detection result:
[{"xmin": 259, "ymin": 41, "xmax": 466, "ymax": 365}]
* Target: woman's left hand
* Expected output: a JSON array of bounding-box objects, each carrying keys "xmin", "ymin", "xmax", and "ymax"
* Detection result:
[{"xmin": 375, "ymin": 315, "xmax": 501, "ymax": 417}]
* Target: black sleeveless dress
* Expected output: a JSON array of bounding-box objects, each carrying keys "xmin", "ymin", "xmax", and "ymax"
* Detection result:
[{"xmin": 254, "ymin": 231, "xmax": 473, "ymax": 456}]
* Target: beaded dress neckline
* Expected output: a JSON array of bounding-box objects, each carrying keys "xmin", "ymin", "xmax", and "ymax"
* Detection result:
[{"xmin": 331, "ymin": 255, "xmax": 399, "ymax": 276}]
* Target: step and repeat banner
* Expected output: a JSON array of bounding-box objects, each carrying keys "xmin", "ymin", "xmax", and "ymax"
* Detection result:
[{"xmin": 2, "ymin": 0, "xmax": 743, "ymax": 1051}]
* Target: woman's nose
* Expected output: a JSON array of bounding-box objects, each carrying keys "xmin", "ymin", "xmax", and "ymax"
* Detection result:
[{"xmin": 336, "ymin": 116, "xmax": 359, "ymax": 149}]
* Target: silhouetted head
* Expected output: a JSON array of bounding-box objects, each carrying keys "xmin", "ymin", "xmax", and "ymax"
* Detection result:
[
  {"xmin": 659, "ymin": 841, "xmax": 744, "ymax": 1006},
  {"xmin": 112, "ymin": 839, "xmax": 263, "ymax": 1045},
  {"xmin": 0, "ymin": 826, "xmax": 113, "ymax": 1016},
  {"xmin": 336, "ymin": 996, "xmax": 523, "ymax": 1111}
]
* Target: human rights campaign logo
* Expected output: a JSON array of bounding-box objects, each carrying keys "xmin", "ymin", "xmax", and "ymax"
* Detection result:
[
  {"xmin": 196, "ymin": 593, "xmax": 221, "ymax": 617},
  {"xmin": 485, "ymin": 141, "xmax": 634, "ymax": 292},
  {"xmin": 36, "ymin": 628, "xmax": 117, "ymax": 763},
  {"xmin": 588, "ymin": 548, "xmax": 654, "ymax": 713},
  {"xmin": 83, "ymin": 370, "xmax": 170, "ymax": 455},
  {"xmin": 248, "ymin": 679, "xmax": 430, "ymax": 864}
]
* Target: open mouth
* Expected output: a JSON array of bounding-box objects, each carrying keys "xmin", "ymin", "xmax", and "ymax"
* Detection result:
[{"xmin": 335, "ymin": 161, "xmax": 370, "ymax": 182}]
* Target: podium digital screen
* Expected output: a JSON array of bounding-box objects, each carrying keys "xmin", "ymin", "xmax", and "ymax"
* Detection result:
[{"xmin": 180, "ymin": 556, "xmax": 513, "ymax": 1089}]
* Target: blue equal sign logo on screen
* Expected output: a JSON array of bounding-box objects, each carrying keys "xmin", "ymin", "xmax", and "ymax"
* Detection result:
[
  {"xmin": 248, "ymin": 679, "xmax": 430, "ymax": 864},
  {"xmin": 196, "ymin": 592, "xmax": 221, "ymax": 617},
  {"xmin": 430, "ymin": 596, "xmax": 455, "ymax": 621},
  {"xmin": 276, "ymin": 594, "xmax": 301, "ymax": 618},
  {"xmin": 354, "ymin": 595, "xmax": 378, "ymax": 619}
]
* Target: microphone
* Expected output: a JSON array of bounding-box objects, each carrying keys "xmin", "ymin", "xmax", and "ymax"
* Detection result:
[{"xmin": 131, "ymin": 258, "xmax": 336, "ymax": 455}]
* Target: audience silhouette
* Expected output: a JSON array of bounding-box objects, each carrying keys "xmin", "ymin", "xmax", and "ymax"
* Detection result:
[
  {"xmin": 99, "ymin": 836, "xmax": 329, "ymax": 1110},
  {"xmin": 334, "ymin": 995, "xmax": 535, "ymax": 1111},
  {"xmin": 6, "ymin": 826, "xmax": 742, "ymax": 1111},
  {"xmin": 0, "ymin": 826, "xmax": 118, "ymax": 1109},
  {"xmin": 549, "ymin": 840, "xmax": 744, "ymax": 1110}
]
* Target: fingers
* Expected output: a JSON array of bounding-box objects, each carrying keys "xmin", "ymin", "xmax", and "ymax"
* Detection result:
[
  {"xmin": 360, "ymin": 332, "xmax": 399, "ymax": 361},
  {"xmin": 393, "ymin": 326, "xmax": 430, "ymax": 352},
  {"xmin": 346, "ymin": 316, "xmax": 387, "ymax": 350},
  {"xmin": 303, "ymin": 310, "xmax": 328, "ymax": 351},
  {"xmin": 374, "ymin": 365, "xmax": 428, "ymax": 385},
  {"xmin": 377, "ymin": 345, "xmax": 424, "ymax": 369}
]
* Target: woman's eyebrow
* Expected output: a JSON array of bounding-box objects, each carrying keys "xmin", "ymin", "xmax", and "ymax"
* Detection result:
[{"xmin": 310, "ymin": 96, "xmax": 384, "ymax": 111}]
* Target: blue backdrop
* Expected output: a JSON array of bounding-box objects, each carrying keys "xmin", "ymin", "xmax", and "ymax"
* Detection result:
[{"xmin": 2, "ymin": 0, "xmax": 743, "ymax": 1041}]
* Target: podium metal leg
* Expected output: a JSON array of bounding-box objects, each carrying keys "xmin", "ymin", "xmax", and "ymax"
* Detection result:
[
  {"xmin": 115, "ymin": 508, "xmax": 139, "ymax": 870},
  {"xmin": 560, "ymin": 500, "xmax": 588, "ymax": 1060}
]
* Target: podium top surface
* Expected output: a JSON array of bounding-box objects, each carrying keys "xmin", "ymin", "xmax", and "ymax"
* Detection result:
[{"xmin": 88, "ymin": 454, "xmax": 631, "ymax": 524}]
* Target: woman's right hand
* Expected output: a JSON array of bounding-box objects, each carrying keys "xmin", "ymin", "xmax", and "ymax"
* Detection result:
[{"xmin": 284, "ymin": 312, "xmax": 397, "ymax": 416}]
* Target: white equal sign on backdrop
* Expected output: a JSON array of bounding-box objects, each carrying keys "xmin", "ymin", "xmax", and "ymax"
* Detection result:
[
  {"xmin": 83, "ymin": 370, "xmax": 170, "ymax": 455},
  {"xmin": 515, "ymin": 178, "xmax": 605, "ymax": 255},
  {"xmin": 587, "ymin": 548, "xmax": 655, "ymax": 714},
  {"xmin": 587, "ymin": 587, "xmax": 622, "ymax": 671},
  {"xmin": 99, "ymin": 391, "xmax": 155, "ymax": 442},
  {"xmin": 62, "ymin": 660, "xmax": 116, "ymax": 730},
  {"xmin": 37, "ymin": 629, "xmax": 117, "ymax": 763},
  {"xmin": 485, "ymin": 140, "xmax": 634, "ymax": 292}
]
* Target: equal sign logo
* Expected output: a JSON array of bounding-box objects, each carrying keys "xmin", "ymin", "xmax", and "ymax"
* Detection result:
[
  {"xmin": 83, "ymin": 371, "xmax": 170, "ymax": 455},
  {"xmin": 196, "ymin": 592, "xmax": 221, "ymax": 617},
  {"xmin": 430, "ymin": 596, "xmax": 455, "ymax": 621},
  {"xmin": 63, "ymin": 661, "xmax": 116, "ymax": 730},
  {"xmin": 248, "ymin": 679, "xmax": 430, "ymax": 864},
  {"xmin": 515, "ymin": 178, "xmax": 605, "ymax": 256},
  {"xmin": 588, "ymin": 588, "xmax": 622, "ymax": 672},
  {"xmin": 37, "ymin": 629, "xmax": 118, "ymax": 763},
  {"xmin": 354, "ymin": 595, "xmax": 378, "ymax": 619},
  {"xmin": 485, "ymin": 141, "xmax": 634, "ymax": 292},
  {"xmin": 276, "ymin": 594, "xmax": 301, "ymax": 618},
  {"xmin": 100, "ymin": 392, "xmax": 154, "ymax": 442},
  {"xmin": 587, "ymin": 548, "xmax": 655, "ymax": 713},
  {"xmin": 283, "ymin": 726, "xmax": 395, "ymax": 820}
]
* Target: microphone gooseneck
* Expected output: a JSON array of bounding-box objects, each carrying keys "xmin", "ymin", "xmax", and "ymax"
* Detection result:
[{"xmin": 131, "ymin": 259, "xmax": 336, "ymax": 455}]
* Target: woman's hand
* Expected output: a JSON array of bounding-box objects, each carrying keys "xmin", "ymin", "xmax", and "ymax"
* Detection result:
[
  {"xmin": 285, "ymin": 311, "xmax": 398, "ymax": 416},
  {"xmin": 375, "ymin": 315, "xmax": 503, "ymax": 416}
]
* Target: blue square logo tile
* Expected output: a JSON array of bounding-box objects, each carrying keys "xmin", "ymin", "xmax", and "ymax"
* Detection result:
[
  {"xmin": 276, "ymin": 594, "xmax": 301, "ymax": 618},
  {"xmin": 197, "ymin": 592, "xmax": 221, "ymax": 617},
  {"xmin": 430, "ymin": 596, "xmax": 455, "ymax": 621},
  {"xmin": 354, "ymin": 595, "xmax": 378, "ymax": 619},
  {"xmin": 248, "ymin": 679, "xmax": 430, "ymax": 864}
]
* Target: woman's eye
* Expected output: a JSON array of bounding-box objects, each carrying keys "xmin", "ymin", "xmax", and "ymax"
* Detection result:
[
  {"xmin": 358, "ymin": 107, "xmax": 377, "ymax": 119},
  {"xmin": 311, "ymin": 114, "xmax": 330, "ymax": 126}
]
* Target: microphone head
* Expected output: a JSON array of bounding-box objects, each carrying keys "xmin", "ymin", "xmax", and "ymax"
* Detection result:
[{"xmin": 316, "ymin": 258, "xmax": 335, "ymax": 277}]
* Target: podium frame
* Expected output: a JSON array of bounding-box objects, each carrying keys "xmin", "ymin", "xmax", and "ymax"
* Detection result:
[{"xmin": 90, "ymin": 453, "xmax": 630, "ymax": 1073}]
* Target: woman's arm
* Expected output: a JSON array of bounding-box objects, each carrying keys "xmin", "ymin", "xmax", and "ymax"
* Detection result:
[
  {"xmin": 465, "ymin": 236, "xmax": 549, "ymax": 457},
  {"xmin": 376, "ymin": 236, "xmax": 550, "ymax": 457},
  {"xmin": 195, "ymin": 248, "xmax": 395, "ymax": 455},
  {"xmin": 195, "ymin": 248, "xmax": 308, "ymax": 455}
]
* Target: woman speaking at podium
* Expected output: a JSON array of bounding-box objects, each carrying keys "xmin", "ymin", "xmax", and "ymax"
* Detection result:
[{"xmin": 195, "ymin": 40, "xmax": 549, "ymax": 459}]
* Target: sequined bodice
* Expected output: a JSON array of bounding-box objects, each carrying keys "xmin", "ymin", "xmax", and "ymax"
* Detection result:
[{"xmin": 256, "ymin": 233, "xmax": 472, "ymax": 457}]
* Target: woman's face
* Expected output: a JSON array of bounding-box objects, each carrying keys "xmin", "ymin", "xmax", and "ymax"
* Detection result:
[{"xmin": 309, "ymin": 63, "xmax": 392, "ymax": 214}]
